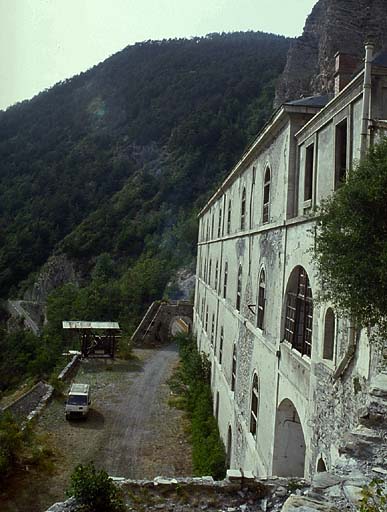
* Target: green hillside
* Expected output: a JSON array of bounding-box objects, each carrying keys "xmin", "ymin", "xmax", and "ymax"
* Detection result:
[{"xmin": 0, "ymin": 32, "xmax": 291, "ymax": 390}]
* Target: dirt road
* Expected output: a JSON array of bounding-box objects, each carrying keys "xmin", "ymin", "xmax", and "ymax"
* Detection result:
[{"xmin": 0, "ymin": 344, "xmax": 192, "ymax": 512}]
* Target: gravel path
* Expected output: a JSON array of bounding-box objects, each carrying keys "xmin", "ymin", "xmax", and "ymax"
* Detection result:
[
  {"xmin": 0, "ymin": 344, "xmax": 192, "ymax": 512},
  {"xmin": 5, "ymin": 381, "xmax": 50, "ymax": 420}
]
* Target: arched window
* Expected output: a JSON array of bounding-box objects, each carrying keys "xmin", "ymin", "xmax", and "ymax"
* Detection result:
[
  {"xmin": 323, "ymin": 308, "xmax": 335, "ymax": 360},
  {"xmin": 208, "ymin": 259, "xmax": 212, "ymax": 287},
  {"xmin": 284, "ymin": 266, "xmax": 313, "ymax": 357},
  {"xmin": 263, "ymin": 166, "xmax": 271, "ymax": 223},
  {"xmin": 241, "ymin": 187, "xmax": 246, "ymax": 230},
  {"xmin": 257, "ymin": 269, "xmax": 266, "ymax": 329},
  {"xmin": 223, "ymin": 262, "xmax": 228, "ymax": 299},
  {"xmin": 227, "ymin": 199, "xmax": 232, "ymax": 234},
  {"xmin": 231, "ymin": 344, "xmax": 237, "ymax": 391},
  {"xmin": 236, "ymin": 265, "xmax": 242, "ymax": 312},
  {"xmin": 214, "ymin": 260, "xmax": 219, "ymax": 291},
  {"xmin": 250, "ymin": 374, "xmax": 259, "ymax": 436},
  {"xmin": 219, "ymin": 327, "xmax": 224, "ymax": 364},
  {"xmin": 218, "ymin": 207, "xmax": 222, "ymax": 238}
]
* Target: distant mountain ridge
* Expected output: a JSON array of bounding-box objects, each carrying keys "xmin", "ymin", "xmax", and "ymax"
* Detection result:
[{"xmin": 0, "ymin": 32, "xmax": 291, "ymax": 300}]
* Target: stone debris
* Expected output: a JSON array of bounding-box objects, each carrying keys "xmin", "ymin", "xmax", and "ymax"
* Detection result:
[{"xmin": 44, "ymin": 471, "xmax": 384, "ymax": 512}]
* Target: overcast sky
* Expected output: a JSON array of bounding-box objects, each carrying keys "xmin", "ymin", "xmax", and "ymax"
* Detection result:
[{"xmin": 0, "ymin": 0, "xmax": 317, "ymax": 111}]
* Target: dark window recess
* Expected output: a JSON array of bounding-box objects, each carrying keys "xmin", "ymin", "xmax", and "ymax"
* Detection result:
[
  {"xmin": 227, "ymin": 200, "xmax": 232, "ymax": 234},
  {"xmin": 241, "ymin": 188, "xmax": 246, "ymax": 230},
  {"xmin": 214, "ymin": 261, "xmax": 219, "ymax": 290},
  {"xmin": 231, "ymin": 344, "xmax": 237, "ymax": 392},
  {"xmin": 205, "ymin": 305, "xmax": 209, "ymax": 333},
  {"xmin": 215, "ymin": 392, "xmax": 220, "ymax": 420},
  {"xmin": 250, "ymin": 374, "xmax": 259, "ymax": 436},
  {"xmin": 263, "ymin": 167, "xmax": 271, "ymax": 223},
  {"xmin": 304, "ymin": 144, "xmax": 314, "ymax": 201},
  {"xmin": 223, "ymin": 262, "xmax": 228, "ymax": 299},
  {"xmin": 335, "ymin": 119, "xmax": 348, "ymax": 188},
  {"xmin": 284, "ymin": 267, "xmax": 313, "ymax": 357},
  {"xmin": 218, "ymin": 208, "xmax": 222, "ymax": 237},
  {"xmin": 211, "ymin": 213, "xmax": 215, "ymax": 239},
  {"xmin": 257, "ymin": 270, "xmax": 266, "ymax": 329},
  {"xmin": 208, "ymin": 260, "xmax": 212, "ymax": 287},
  {"xmin": 219, "ymin": 327, "xmax": 224, "ymax": 364},
  {"xmin": 211, "ymin": 313, "xmax": 215, "ymax": 346},
  {"xmin": 236, "ymin": 265, "xmax": 242, "ymax": 312},
  {"xmin": 323, "ymin": 308, "xmax": 335, "ymax": 360}
]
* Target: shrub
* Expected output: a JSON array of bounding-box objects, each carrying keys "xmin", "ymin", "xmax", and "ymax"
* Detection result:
[
  {"xmin": 359, "ymin": 479, "xmax": 387, "ymax": 512},
  {"xmin": 68, "ymin": 462, "xmax": 125, "ymax": 512}
]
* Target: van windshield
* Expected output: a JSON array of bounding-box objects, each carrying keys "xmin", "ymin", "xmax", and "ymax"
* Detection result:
[{"xmin": 68, "ymin": 395, "xmax": 88, "ymax": 405}]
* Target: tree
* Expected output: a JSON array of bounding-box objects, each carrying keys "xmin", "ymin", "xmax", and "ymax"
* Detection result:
[{"xmin": 314, "ymin": 139, "xmax": 387, "ymax": 329}]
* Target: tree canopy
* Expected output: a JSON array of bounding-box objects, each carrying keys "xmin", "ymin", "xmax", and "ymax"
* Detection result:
[{"xmin": 314, "ymin": 138, "xmax": 387, "ymax": 328}]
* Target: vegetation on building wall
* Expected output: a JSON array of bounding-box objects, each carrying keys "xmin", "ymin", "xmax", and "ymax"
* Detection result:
[
  {"xmin": 169, "ymin": 333, "xmax": 226, "ymax": 479},
  {"xmin": 314, "ymin": 138, "xmax": 387, "ymax": 332}
]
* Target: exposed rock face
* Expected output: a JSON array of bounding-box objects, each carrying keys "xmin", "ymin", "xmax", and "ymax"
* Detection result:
[
  {"xmin": 23, "ymin": 253, "xmax": 80, "ymax": 304},
  {"xmin": 275, "ymin": 0, "xmax": 387, "ymax": 106}
]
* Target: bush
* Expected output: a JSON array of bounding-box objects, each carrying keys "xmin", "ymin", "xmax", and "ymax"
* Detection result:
[
  {"xmin": 68, "ymin": 462, "xmax": 125, "ymax": 512},
  {"xmin": 360, "ymin": 479, "xmax": 387, "ymax": 512}
]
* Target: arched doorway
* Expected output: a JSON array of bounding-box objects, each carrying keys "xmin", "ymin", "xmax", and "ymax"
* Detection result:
[{"xmin": 272, "ymin": 399, "xmax": 306, "ymax": 477}]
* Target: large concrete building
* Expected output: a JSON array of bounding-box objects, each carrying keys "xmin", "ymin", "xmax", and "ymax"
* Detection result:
[{"xmin": 193, "ymin": 44, "xmax": 387, "ymax": 478}]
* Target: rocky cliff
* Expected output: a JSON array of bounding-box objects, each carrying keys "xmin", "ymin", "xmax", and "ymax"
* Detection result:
[{"xmin": 275, "ymin": 0, "xmax": 387, "ymax": 106}]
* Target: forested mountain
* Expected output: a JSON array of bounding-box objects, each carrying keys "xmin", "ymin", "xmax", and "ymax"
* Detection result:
[{"xmin": 0, "ymin": 32, "xmax": 290, "ymax": 390}]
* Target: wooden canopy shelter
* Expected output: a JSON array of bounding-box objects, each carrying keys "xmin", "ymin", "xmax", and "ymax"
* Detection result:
[{"xmin": 62, "ymin": 321, "xmax": 121, "ymax": 358}]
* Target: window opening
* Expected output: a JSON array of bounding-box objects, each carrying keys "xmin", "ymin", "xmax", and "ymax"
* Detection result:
[
  {"xmin": 214, "ymin": 260, "xmax": 219, "ymax": 291},
  {"xmin": 227, "ymin": 199, "xmax": 232, "ymax": 234},
  {"xmin": 284, "ymin": 267, "xmax": 313, "ymax": 357},
  {"xmin": 211, "ymin": 313, "xmax": 215, "ymax": 346},
  {"xmin": 211, "ymin": 212, "xmax": 215, "ymax": 239},
  {"xmin": 241, "ymin": 187, "xmax": 246, "ymax": 230},
  {"xmin": 231, "ymin": 344, "xmax": 237, "ymax": 391},
  {"xmin": 335, "ymin": 119, "xmax": 348, "ymax": 188},
  {"xmin": 263, "ymin": 167, "xmax": 271, "ymax": 223},
  {"xmin": 304, "ymin": 143, "xmax": 314, "ymax": 202},
  {"xmin": 208, "ymin": 259, "xmax": 212, "ymax": 287},
  {"xmin": 219, "ymin": 327, "xmax": 224, "ymax": 364},
  {"xmin": 236, "ymin": 265, "xmax": 242, "ymax": 312},
  {"xmin": 215, "ymin": 391, "xmax": 220, "ymax": 420},
  {"xmin": 223, "ymin": 262, "xmax": 228, "ymax": 299},
  {"xmin": 250, "ymin": 374, "xmax": 259, "ymax": 436},
  {"xmin": 323, "ymin": 308, "xmax": 335, "ymax": 360},
  {"xmin": 257, "ymin": 269, "xmax": 266, "ymax": 329},
  {"xmin": 218, "ymin": 207, "xmax": 222, "ymax": 238},
  {"xmin": 205, "ymin": 305, "xmax": 209, "ymax": 333}
]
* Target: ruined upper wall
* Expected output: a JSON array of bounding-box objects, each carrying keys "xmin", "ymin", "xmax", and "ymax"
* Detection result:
[{"xmin": 275, "ymin": 0, "xmax": 387, "ymax": 107}]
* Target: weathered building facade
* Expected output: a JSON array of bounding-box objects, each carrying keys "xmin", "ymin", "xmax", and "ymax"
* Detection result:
[{"xmin": 193, "ymin": 44, "xmax": 387, "ymax": 478}]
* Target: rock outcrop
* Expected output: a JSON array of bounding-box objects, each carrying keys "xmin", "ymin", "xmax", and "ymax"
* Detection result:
[{"xmin": 275, "ymin": 0, "xmax": 387, "ymax": 106}]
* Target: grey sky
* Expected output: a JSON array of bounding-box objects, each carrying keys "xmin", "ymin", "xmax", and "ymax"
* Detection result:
[{"xmin": 0, "ymin": 0, "xmax": 317, "ymax": 111}]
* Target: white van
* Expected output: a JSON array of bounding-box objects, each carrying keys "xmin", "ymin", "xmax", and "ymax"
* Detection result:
[{"xmin": 65, "ymin": 383, "xmax": 91, "ymax": 419}]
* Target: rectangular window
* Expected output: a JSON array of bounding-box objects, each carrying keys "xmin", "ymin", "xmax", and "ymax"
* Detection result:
[
  {"xmin": 335, "ymin": 119, "xmax": 347, "ymax": 188},
  {"xmin": 304, "ymin": 143, "xmax": 314, "ymax": 202}
]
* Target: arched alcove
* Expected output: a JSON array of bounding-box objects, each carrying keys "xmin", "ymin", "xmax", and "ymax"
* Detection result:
[
  {"xmin": 272, "ymin": 399, "xmax": 306, "ymax": 477},
  {"xmin": 317, "ymin": 457, "xmax": 327, "ymax": 473}
]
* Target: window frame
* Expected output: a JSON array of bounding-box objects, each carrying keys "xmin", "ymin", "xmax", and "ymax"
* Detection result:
[
  {"xmin": 236, "ymin": 264, "xmax": 242, "ymax": 312},
  {"xmin": 240, "ymin": 187, "xmax": 246, "ymax": 230}
]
